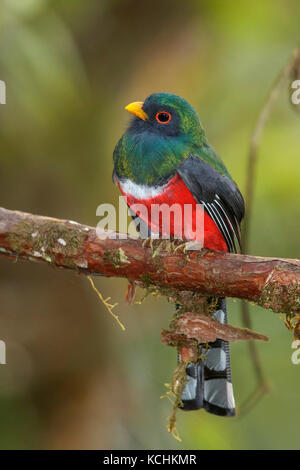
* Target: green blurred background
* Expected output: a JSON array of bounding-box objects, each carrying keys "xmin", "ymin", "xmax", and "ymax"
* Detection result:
[{"xmin": 0, "ymin": 0, "xmax": 299, "ymax": 450}]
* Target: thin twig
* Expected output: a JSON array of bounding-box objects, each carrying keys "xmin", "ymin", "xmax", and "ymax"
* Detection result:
[
  {"xmin": 243, "ymin": 48, "xmax": 300, "ymax": 251},
  {"xmin": 240, "ymin": 48, "xmax": 300, "ymax": 414}
]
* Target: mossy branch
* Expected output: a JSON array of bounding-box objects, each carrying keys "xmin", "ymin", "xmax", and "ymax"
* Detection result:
[{"xmin": 0, "ymin": 206, "xmax": 299, "ymax": 316}]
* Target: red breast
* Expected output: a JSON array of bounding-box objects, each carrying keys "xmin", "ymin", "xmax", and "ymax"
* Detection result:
[{"xmin": 118, "ymin": 174, "xmax": 227, "ymax": 252}]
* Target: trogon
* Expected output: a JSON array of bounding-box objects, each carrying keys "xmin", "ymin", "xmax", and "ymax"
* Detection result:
[{"xmin": 112, "ymin": 93, "xmax": 244, "ymax": 416}]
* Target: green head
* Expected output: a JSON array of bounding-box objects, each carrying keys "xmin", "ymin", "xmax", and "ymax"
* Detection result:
[{"xmin": 113, "ymin": 92, "xmax": 225, "ymax": 186}]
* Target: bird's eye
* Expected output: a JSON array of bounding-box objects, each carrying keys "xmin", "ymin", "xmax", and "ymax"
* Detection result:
[{"xmin": 155, "ymin": 111, "xmax": 171, "ymax": 124}]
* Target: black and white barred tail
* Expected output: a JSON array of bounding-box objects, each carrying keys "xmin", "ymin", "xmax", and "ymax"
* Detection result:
[{"xmin": 179, "ymin": 298, "xmax": 235, "ymax": 417}]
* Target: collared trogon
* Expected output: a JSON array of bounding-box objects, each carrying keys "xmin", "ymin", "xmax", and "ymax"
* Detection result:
[{"xmin": 112, "ymin": 93, "xmax": 244, "ymax": 417}]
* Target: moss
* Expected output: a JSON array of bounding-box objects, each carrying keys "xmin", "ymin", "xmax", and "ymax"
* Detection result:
[
  {"xmin": 152, "ymin": 243, "xmax": 163, "ymax": 259},
  {"xmin": 152, "ymin": 254, "xmax": 165, "ymax": 272},
  {"xmin": 161, "ymin": 362, "xmax": 187, "ymax": 442},
  {"xmin": 8, "ymin": 220, "xmax": 35, "ymax": 253},
  {"xmin": 103, "ymin": 247, "xmax": 131, "ymax": 268},
  {"xmin": 139, "ymin": 272, "xmax": 153, "ymax": 288},
  {"xmin": 197, "ymin": 249, "xmax": 207, "ymax": 261},
  {"xmin": 208, "ymin": 296, "xmax": 220, "ymax": 314},
  {"xmin": 118, "ymin": 248, "xmax": 130, "ymax": 265},
  {"xmin": 258, "ymin": 278, "xmax": 300, "ymax": 314},
  {"xmin": 9, "ymin": 219, "xmax": 87, "ymax": 268},
  {"xmin": 176, "ymin": 257, "xmax": 188, "ymax": 268}
]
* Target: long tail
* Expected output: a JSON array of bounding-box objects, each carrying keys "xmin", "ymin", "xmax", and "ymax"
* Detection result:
[{"xmin": 179, "ymin": 298, "xmax": 235, "ymax": 417}]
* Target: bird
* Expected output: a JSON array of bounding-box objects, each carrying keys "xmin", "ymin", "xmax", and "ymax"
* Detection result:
[{"xmin": 112, "ymin": 92, "xmax": 244, "ymax": 417}]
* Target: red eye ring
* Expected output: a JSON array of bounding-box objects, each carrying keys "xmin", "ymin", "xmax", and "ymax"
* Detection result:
[{"xmin": 155, "ymin": 111, "xmax": 171, "ymax": 124}]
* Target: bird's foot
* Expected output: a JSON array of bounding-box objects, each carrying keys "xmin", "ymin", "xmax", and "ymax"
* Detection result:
[{"xmin": 142, "ymin": 237, "xmax": 154, "ymax": 250}]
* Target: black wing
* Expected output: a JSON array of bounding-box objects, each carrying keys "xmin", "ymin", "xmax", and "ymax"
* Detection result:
[{"xmin": 177, "ymin": 155, "xmax": 245, "ymax": 253}]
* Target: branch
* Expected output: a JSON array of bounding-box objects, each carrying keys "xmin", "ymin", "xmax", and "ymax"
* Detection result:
[
  {"xmin": 162, "ymin": 312, "xmax": 269, "ymax": 349},
  {"xmin": 0, "ymin": 206, "xmax": 299, "ymax": 314}
]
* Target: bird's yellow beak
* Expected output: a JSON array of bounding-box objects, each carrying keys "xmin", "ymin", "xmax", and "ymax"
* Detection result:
[{"xmin": 125, "ymin": 101, "xmax": 148, "ymax": 121}]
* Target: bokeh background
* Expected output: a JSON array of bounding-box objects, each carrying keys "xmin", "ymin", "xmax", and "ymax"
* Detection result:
[{"xmin": 0, "ymin": 0, "xmax": 299, "ymax": 450}]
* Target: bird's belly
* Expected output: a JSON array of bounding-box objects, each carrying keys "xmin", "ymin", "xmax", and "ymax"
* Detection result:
[{"xmin": 118, "ymin": 174, "xmax": 227, "ymax": 251}]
